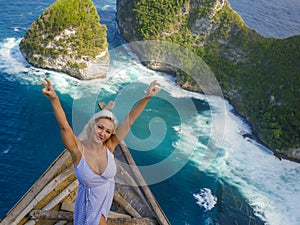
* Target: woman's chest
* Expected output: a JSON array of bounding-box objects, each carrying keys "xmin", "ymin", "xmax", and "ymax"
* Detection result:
[{"xmin": 85, "ymin": 151, "xmax": 108, "ymax": 175}]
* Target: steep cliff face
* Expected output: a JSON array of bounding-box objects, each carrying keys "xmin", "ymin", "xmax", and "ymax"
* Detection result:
[
  {"xmin": 116, "ymin": 0, "xmax": 250, "ymax": 81},
  {"xmin": 20, "ymin": 0, "xmax": 109, "ymax": 80},
  {"xmin": 116, "ymin": 0, "xmax": 300, "ymax": 162}
]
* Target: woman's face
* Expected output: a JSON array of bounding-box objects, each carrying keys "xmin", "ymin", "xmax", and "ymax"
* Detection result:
[{"xmin": 93, "ymin": 118, "xmax": 114, "ymax": 143}]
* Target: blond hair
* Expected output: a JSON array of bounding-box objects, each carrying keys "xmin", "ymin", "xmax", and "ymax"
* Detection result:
[{"xmin": 78, "ymin": 110, "xmax": 118, "ymax": 141}]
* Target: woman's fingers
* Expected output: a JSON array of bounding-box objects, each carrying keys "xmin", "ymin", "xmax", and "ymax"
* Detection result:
[
  {"xmin": 39, "ymin": 78, "xmax": 55, "ymax": 99},
  {"xmin": 39, "ymin": 81, "xmax": 46, "ymax": 87},
  {"xmin": 39, "ymin": 78, "xmax": 52, "ymax": 87},
  {"xmin": 145, "ymin": 80, "xmax": 160, "ymax": 97},
  {"xmin": 44, "ymin": 78, "xmax": 52, "ymax": 87},
  {"xmin": 39, "ymin": 78, "xmax": 54, "ymax": 93},
  {"xmin": 150, "ymin": 80, "xmax": 159, "ymax": 87},
  {"xmin": 151, "ymin": 80, "xmax": 160, "ymax": 92}
]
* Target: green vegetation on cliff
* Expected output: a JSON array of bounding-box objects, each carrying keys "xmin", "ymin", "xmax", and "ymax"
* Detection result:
[
  {"xmin": 132, "ymin": 0, "xmax": 188, "ymax": 39},
  {"xmin": 20, "ymin": 0, "xmax": 107, "ymax": 66},
  {"xmin": 117, "ymin": 0, "xmax": 300, "ymax": 158}
]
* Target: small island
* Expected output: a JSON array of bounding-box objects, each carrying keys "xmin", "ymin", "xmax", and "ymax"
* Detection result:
[{"xmin": 19, "ymin": 0, "xmax": 109, "ymax": 80}]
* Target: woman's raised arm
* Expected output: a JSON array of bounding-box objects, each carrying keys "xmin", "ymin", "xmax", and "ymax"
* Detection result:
[
  {"xmin": 109, "ymin": 80, "xmax": 160, "ymax": 150},
  {"xmin": 39, "ymin": 78, "xmax": 80, "ymax": 162}
]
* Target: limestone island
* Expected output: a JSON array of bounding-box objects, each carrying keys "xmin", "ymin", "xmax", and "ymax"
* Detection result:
[{"xmin": 19, "ymin": 0, "xmax": 109, "ymax": 80}]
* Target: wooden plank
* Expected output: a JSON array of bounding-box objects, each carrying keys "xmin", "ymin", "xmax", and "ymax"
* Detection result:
[
  {"xmin": 119, "ymin": 143, "xmax": 170, "ymax": 225},
  {"xmin": 98, "ymin": 101, "xmax": 115, "ymax": 111},
  {"xmin": 13, "ymin": 164, "xmax": 74, "ymax": 224},
  {"xmin": 22, "ymin": 221, "xmax": 35, "ymax": 225},
  {"xmin": 54, "ymin": 222, "xmax": 68, "ymax": 225},
  {"xmin": 0, "ymin": 150, "xmax": 71, "ymax": 225},
  {"xmin": 24, "ymin": 180, "xmax": 78, "ymax": 225},
  {"xmin": 98, "ymin": 102, "xmax": 106, "ymax": 110},
  {"xmin": 113, "ymin": 191, "xmax": 141, "ymax": 218},
  {"xmin": 29, "ymin": 210, "xmax": 72, "ymax": 221},
  {"xmin": 108, "ymin": 211, "xmax": 131, "ymax": 219},
  {"xmin": 43, "ymin": 180, "xmax": 78, "ymax": 211},
  {"xmin": 1, "ymin": 142, "xmax": 170, "ymax": 225},
  {"xmin": 115, "ymin": 160, "xmax": 150, "ymax": 208},
  {"xmin": 60, "ymin": 202, "xmax": 74, "ymax": 213},
  {"xmin": 107, "ymin": 217, "xmax": 158, "ymax": 225}
]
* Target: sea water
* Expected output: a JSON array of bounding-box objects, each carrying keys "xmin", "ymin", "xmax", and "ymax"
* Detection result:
[{"xmin": 0, "ymin": 1, "xmax": 299, "ymax": 225}]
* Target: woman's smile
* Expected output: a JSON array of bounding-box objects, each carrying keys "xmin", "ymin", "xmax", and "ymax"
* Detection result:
[{"xmin": 94, "ymin": 118, "xmax": 114, "ymax": 143}]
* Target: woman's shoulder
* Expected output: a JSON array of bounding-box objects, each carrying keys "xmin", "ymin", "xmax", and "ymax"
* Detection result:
[{"xmin": 106, "ymin": 137, "xmax": 118, "ymax": 154}]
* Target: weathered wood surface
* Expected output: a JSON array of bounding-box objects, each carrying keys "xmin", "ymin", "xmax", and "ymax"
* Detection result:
[
  {"xmin": 28, "ymin": 210, "xmax": 157, "ymax": 224},
  {"xmin": 113, "ymin": 191, "xmax": 142, "ymax": 218},
  {"xmin": 118, "ymin": 143, "xmax": 170, "ymax": 225},
  {"xmin": 0, "ymin": 144, "xmax": 170, "ymax": 225},
  {"xmin": 0, "ymin": 150, "xmax": 72, "ymax": 225},
  {"xmin": 29, "ymin": 210, "xmax": 73, "ymax": 221},
  {"xmin": 107, "ymin": 217, "xmax": 158, "ymax": 225}
]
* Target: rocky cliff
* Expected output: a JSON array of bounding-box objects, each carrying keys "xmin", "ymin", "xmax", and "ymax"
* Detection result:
[
  {"xmin": 20, "ymin": 0, "xmax": 109, "ymax": 80},
  {"xmin": 116, "ymin": 0, "xmax": 250, "ymax": 88},
  {"xmin": 116, "ymin": 0, "xmax": 300, "ymax": 162}
]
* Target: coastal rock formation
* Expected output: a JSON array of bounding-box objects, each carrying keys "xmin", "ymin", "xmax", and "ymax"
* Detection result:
[
  {"xmin": 116, "ymin": 0, "xmax": 300, "ymax": 162},
  {"xmin": 20, "ymin": 0, "xmax": 109, "ymax": 80},
  {"xmin": 116, "ymin": 0, "xmax": 248, "ymax": 88}
]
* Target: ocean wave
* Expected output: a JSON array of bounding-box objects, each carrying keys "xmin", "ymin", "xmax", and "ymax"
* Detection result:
[
  {"xmin": 101, "ymin": 4, "xmax": 116, "ymax": 12},
  {"xmin": 193, "ymin": 188, "xmax": 217, "ymax": 211},
  {"xmin": 1, "ymin": 35, "xmax": 299, "ymax": 225},
  {"xmin": 189, "ymin": 97, "xmax": 300, "ymax": 225},
  {"xmin": 0, "ymin": 38, "xmax": 29, "ymax": 74}
]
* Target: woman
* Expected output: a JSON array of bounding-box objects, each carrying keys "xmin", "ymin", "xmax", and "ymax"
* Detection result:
[{"xmin": 39, "ymin": 78, "xmax": 160, "ymax": 225}]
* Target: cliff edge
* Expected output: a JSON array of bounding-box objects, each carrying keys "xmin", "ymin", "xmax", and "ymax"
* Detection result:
[{"xmin": 116, "ymin": 0, "xmax": 300, "ymax": 162}]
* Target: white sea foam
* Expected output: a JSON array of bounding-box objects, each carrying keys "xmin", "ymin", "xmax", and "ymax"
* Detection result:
[
  {"xmin": 173, "ymin": 125, "xmax": 181, "ymax": 133},
  {"xmin": 0, "ymin": 38, "xmax": 29, "ymax": 74},
  {"xmin": 172, "ymin": 120, "xmax": 204, "ymax": 154},
  {"xmin": 132, "ymin": 65, "xmax": 300, "ymax": 224},
  {"xmin": 103, "ymin": 69, "xmax": 300, "ymax": 224},
  {"xmin": 193, "ymin": 188, "xmax": 217, "ymax": 211},
  {"xmin": 189, "ymin": 98, "xmax": 300, "ymax": 225},
  {"xmin": 1, "ymin": 37, "xmax": 299, "ymax": 225},
  {"xmin": 101, "ymin": 4, "xmax": 116, "ymax": 12},
  {"xmin": 0, "ymin": 38, "xmax": 127, "ymax": 99}
]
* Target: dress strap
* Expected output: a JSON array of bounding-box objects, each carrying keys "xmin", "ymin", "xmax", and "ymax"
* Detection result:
[
  {"xmin": 106, "ymin": 147, "xmax": 113, "ymax": 156},
  {"xmin": 80, "ymin": 144, "xmax": 85, "ymax": 157}
]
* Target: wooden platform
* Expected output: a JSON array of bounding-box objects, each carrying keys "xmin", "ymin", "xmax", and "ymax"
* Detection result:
[{"xmin": 0, "ymin": 143, "xmax": 170, "ymax": 225}]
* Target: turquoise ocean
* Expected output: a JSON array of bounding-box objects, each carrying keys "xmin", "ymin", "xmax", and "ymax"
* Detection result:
[{"xmin": 0, "ymin": 0, "xmax": 299, "ymax": 224}]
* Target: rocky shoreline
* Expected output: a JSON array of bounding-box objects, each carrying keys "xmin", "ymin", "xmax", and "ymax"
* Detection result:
[
  {"xmin": 176, "ymin": 74, "xmax": 300, "ymax": 163},
  {"xmin": 19, "ymin": 0, "xmax": 299, "ymax": 163},
  {"xmin": 115, "ymin": 0, "xmax": 300, "ymax": 163}
]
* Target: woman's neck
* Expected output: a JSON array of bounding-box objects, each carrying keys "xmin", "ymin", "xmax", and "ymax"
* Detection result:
[{"xmin": 84, "ymin": 139, "xmax": 106, "ymax": 153}]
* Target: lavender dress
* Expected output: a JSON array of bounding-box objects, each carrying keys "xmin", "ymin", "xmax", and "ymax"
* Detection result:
[{"xmin": 74, "ymin": 146, "xmax": 117, "ymax": 225}]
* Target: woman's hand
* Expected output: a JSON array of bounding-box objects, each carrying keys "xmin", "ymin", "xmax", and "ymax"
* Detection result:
[
  {"xmin": 144, "ymin": 80, "xmax": 160, "ymax": 98},
  {"xmin": 39, "ymin": 78, "xmax": 57, "ymax": 100}
]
